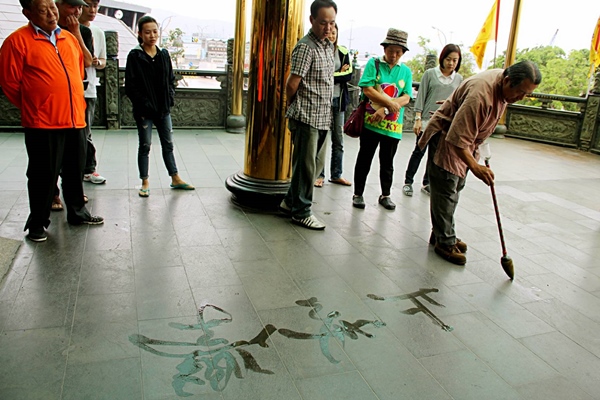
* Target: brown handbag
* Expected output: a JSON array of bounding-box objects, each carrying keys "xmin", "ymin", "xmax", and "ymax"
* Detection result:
[{"xmin": 343, "ymin": 58, "xmax": 381, "ymax": 138}]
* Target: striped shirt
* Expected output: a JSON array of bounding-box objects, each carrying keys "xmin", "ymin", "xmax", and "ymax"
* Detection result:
[{"xmin": 286, "ymin": 30, "xmax": 334, "ymax": 130}]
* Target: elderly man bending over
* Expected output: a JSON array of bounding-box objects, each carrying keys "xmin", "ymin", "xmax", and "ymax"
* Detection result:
[{"xmin": 418, "ymin": 60, "xmax": 541, "ymax": 265}]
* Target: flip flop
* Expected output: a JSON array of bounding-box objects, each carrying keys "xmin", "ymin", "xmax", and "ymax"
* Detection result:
[
  {"xmin": 329, "ymin": 177, "xmax": 352, "ymax": 186},
  {"xmin": 138, "ymin": 188, "xmax": 150, "ymax": 197},
  {"xmin": 314, "ymin": 178, "xmax": 324, "ymax": 188},
  {"xmin": 51, "ymin": 198, "xmax": 63, "ymax": 211},
  {"xmin": 170, "ymin": 183, "xmax": 195, "ymax": 190}
]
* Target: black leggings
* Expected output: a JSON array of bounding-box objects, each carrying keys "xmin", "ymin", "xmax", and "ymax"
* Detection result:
[{"xmin": 353, "ymin": 128, "xmax": 400, "ymax": 197}]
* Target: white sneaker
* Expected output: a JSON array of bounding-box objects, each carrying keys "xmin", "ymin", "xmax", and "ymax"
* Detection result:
[
  {"xmin": 291, "ymin": 215, "xmax": 326, "ymax": 230},
  {"xmin": 279, "ymin": 199, "xmax": 291, "ymax": 216},
  {"xmin": 84, "ymin": 172, "xmax": 106, "ymax": 184}
]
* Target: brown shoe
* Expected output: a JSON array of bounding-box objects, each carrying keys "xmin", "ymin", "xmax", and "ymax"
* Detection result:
[
  {"xmin": 429, "ymin": 233, "xmax": 468, "ymax": 253},
  {"xmin": 455, "ymin": 239, "xmax": 467, "ymax": 253},
  {"xmin": 434, "ymin": 243, "xmax": 467, "ymax": 265}
]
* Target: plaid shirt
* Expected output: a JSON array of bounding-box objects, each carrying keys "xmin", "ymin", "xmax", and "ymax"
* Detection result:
[{"xmin": 286, "ymin": 30, "xmax": 334, "ymax": 130}]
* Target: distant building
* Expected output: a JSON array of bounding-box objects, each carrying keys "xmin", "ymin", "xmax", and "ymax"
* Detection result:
[
  {"xmin": 98, "ymin": 0, "xmax": 150, "ymax": 32},
  {"xmin": 206, "ymin": 39, "xmax": 227, "ymax": 64}
]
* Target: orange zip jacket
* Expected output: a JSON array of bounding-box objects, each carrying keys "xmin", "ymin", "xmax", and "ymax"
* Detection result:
[{"xmin": 0, "ymin": 24, "xmax": 86, "ymax": 129}]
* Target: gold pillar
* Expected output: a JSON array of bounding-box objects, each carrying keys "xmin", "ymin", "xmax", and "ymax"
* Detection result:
[
  {"xmin": 226, "ymin": 0, "xmax": 247, "ymax": 133},
  {"xmin": 226, "ymin": 0, "xmax": 305, "ymax": 207},
  {"xmin": 504, "ymin": 0, "xmax": 523, "ymax": 68},
  {"xmin": 497, "ymin": 0, "xmax": 523, "ymax": 128},
  {"xmin": 232, "ymin": 0, "xmax": 246, "ymax": 115}
]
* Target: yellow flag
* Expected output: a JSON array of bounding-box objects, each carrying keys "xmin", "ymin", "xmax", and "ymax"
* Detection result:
[
  {"xmin": 470, "ymin": 0, "xmax": 498, "ymax": 69},
  {"xmin": 591, "ymin": 16, "xmax": 600, "ymax": 70}
]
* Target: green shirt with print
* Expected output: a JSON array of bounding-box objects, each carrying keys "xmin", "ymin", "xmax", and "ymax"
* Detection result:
[{"xmin": 358, "ymin": 57, "xmax": 413, "ymax": 139}]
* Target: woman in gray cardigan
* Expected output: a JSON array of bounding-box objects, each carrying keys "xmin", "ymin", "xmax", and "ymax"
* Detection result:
[{"xmin": 403, "ymin": 44, "xmax": 463, "ymax": 196}]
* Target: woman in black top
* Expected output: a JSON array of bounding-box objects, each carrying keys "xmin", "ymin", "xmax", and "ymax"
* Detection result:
[{"xmin": 125, "ymin": 15, "xmax": 194, "ymax": 197}]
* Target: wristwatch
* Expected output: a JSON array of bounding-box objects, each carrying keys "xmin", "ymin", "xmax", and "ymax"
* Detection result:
[
  {"xmin": 415, "ymin": 116, "xmax": 422, "ymax": 121},
  {"xmin": 383, "ymin": 107, "xmax": 389, "ymax": 116}
]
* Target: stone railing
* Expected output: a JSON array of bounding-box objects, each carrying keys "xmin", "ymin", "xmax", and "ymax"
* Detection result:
[
  {"xmin": 505, "ymin": 91, "xmax": 600, "ymax": 153},
  {"xmin": 116, "ymin": 68, "xmax": 233, "ymax": 129},
  {"xmin": 0, "ymin": 32, "xmax": 245, "ymax": 131},
  {"xmin": 2, "ymin": 31, "xmax": 599, "ymax": 154}
]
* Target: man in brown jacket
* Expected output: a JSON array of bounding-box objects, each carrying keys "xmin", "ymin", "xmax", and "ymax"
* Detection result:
[{"xmin": 418, "ymin": 60, "xmax": 541, "ymax": 265}]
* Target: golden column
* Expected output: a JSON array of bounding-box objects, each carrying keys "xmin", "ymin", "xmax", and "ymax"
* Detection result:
[
  {"xmin": 226, "ymin": 0, "xmax": 247, "ymax": 133},
  {"xmin": 226, "ymin": 0, "xmax": 305, "ymax": 207},
  {"xmin": 497, "ymin": 0, "xmax": 523, "ymax": 131},
  {"xmin": 504, "ymin": 0, "xmax": 523, "ymax": 68}
]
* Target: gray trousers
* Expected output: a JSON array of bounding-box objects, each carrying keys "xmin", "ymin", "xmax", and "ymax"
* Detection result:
[
  {"xmin": 427, "ymin": 134, "xmax": 466, "ymax": 246},
  {"xmin": 284, "ymin": 119, "xmax": 328, "ymax": 219}
]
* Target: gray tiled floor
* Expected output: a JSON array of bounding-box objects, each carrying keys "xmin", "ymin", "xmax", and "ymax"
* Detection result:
[{"xmin": 1, "ymin": 128, "xmax": 600, "ymax": 400}]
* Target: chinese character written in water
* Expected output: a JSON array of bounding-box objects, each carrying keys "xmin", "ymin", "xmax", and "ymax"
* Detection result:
[
  {"xmin": 129, "ymin": 297, "xmax": 384, "ymax": 396},
  {"xmin": 368, "ymin": 288, "xmax": 453, "ymax": 332}
]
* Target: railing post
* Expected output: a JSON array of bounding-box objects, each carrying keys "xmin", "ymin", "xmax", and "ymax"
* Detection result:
[
  {"xmin": 226, "ymin": 37, "xmax": 246, "ymax": 133},
  {"xmin": 582, "ymin": 70, "xmax": 600, "ymax": 151},
  {"xmin": 425, "ymin": 53, "xmax": 437, "ymax": 69},
  {"xmin": 104, "ymin": 30, "xmax": 120, "ymax": 130}
]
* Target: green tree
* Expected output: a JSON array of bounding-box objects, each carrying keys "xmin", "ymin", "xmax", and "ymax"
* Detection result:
[
  {"xmin": 489, "ymin": 46, "xmax": 589, "ymax": 110},
  {"xmin": 164, "ymin": 28, "xmax": 185, "ymax": 68},
  {"xmin": 405, "ymin": 36, "xmax": 437, "ymax": 82},
  {"xmin": 537, "ymin": 49, "xmax": 589, "ymax": 110},
  {"xmin": 459, "ymin": 51, "xmax": 477, "ymax": 79}
]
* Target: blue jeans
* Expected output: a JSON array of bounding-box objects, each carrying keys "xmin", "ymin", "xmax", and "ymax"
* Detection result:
[
  {"xmin": 319, "ymin": 97, "xmax": 345, "ymax": 180},
  {"xmin": 404, "ymin": 134, "xmax": 429, "ymax": 186},
  {"xmin": 83, "ymin": 97, "xmax": 97, "ymax": 174},
  {"xmin": 284, "ymin": 119, "xmax": 328, "ymax": 218},
  {"xmin": 136, "ymin": 114, "xmax": 178, "ymax": 179}
]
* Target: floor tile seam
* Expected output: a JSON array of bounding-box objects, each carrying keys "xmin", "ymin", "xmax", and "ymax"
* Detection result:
[
  {"xmin": 285, "ymin": 279, "xmax": 384, "ymax": 379},
  {"xmin": 214, "ymin": 230, "xmax": 371, "ymax": 392},
  {"xmin": 348, "ymin": 309, "xmax": 455, "ymax": 399},
  {"xmin": 522, "ymin": 271, "xmax": 600, "ymax": 298},
  {"xmin": 201, "ymin": 284, "xmax": 302, "ymax": 398},
  {"xmin": 416, "ymin": 346, "xmax": 520, "ymax": 395},
  {"xmin": 294, "ymin": 369, "xmax": 382, "ymax": 399},
  {"xmin": 444, "ymin": 310, "xmax": 562, "ymax": 386},
  {"xmin": 444, "ymin": 280, "xmax": 544, "ymax": 330},
  {"xmin": 515, "ymin": 332, "xmax": 599, "ymax": 397},
  {"xmin": 0, "ymin": 244, "xmax": 34, "ymax": 335},
  {"xmin": 59, "ymin": 228, "xmax": 91, "ymax": 400},
  {"xmin": 518, "ymin": 327, "xmax": 600, "ymax": 358},
  {"xmin": 529, "ymin": 264, "xmax": 600, "ymax": 294},
  {"xmin": 125, "ymin": 189, "xmax": 145, "ymax": 378},
  {"xmin": 519, "ymin": 301, "xmax": 600, "ymax": 359},
  {"xmin": 0, "ymin": 188, "xmax": 23, "ymax": 212}
]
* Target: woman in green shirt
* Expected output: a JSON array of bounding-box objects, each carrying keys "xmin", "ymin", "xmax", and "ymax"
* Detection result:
[{"xmin": 352, "ymin": 28, "xmax": 413, "ymax": 210}]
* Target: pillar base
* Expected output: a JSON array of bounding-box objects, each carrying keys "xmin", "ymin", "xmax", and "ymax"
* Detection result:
[
  {"xmin": 225, "ymin": 171, "xmax": 289, "ymax": 210},
  {"xmin": 226, "ymin": 114, "xmax": 246, "ymax": 134},
  {"xmin": 492, "ymin": 124, "xmax": 507, "ymax": 139}
]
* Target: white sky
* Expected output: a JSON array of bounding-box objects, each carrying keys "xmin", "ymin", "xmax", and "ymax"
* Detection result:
[{"xmin": 127, "ymin": 0, "xmax": 598, "ymax": 66}]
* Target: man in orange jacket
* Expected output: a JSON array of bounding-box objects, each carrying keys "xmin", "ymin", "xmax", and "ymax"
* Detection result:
[{"xmin": 0, "ymin": 0, "xmax": 104, "ymax": 242}]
